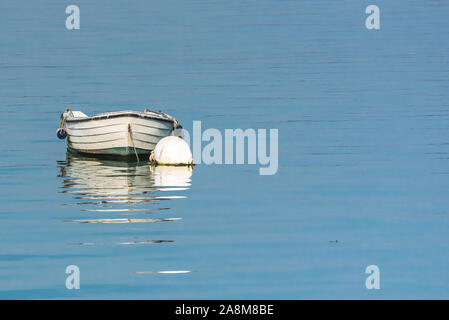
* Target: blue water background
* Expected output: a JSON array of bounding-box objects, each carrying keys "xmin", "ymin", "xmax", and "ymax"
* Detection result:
[{"xmin": 0, "ymin": 0, "xmax": 449, "ymax": 299}]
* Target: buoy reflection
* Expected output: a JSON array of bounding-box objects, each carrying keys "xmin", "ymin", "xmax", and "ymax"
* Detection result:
[{"xmin": 150, "ymin": 165, "xmax": 193, "ymax": 191}]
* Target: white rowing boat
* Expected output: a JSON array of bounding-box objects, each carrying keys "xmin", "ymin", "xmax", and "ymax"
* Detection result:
[{"xmin": 57, "ymin": 108, "xmax": 179, "ymax": 158}]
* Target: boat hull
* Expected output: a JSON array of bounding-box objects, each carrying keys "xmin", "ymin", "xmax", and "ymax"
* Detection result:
[
  {"xmin": 64, "ymin": 114, "xmax": 174, "ymax": 157},
  {"xmin": 67, "ymin": 146, "xmax": 151, "ymax": 157}
]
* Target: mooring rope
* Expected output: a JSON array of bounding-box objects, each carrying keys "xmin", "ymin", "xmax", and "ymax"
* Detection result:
[
  {"xmin": 145, "ymin": 108, "xmax": 180, "ymax": 132},
  {"xmin": 152, "ymin": 110, "xmax": 179, "ymax": 129},
  {"xmin": 167, "ymin": 115, "xmax": 179, "ymax": 129},
  {"xmin": 60, "ymin": 106, "xmax": 71, "ymax": 128},
  {"xmin": 128, "ymin": 124, "xmax": 140, "ymax": 162}
]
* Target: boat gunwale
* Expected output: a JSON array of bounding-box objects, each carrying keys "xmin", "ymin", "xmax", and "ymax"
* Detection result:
[
  {"xmin": 65, "ymin": 111, "xmax": 174, "ymax": 124},
  {"xmin": 66, "ymin": 130, "xmax": 169, "ymax": 138},
  {"xmin": 66, "ymin": 122, "xmax": 173, "ymax": 131}
]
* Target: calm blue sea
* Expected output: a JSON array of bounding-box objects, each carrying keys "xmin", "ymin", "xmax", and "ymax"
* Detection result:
[{"xmin": 1, "ymin": 0, "xmax": 449, "ymax": 299}]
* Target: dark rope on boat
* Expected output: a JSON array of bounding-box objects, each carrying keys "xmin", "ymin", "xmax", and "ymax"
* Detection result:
[{"xmin": 128, "ymin": 124, "xmax": 140, "ymax": 162}]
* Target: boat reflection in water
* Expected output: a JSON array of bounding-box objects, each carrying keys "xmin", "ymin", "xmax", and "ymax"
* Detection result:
[{"xmin": 57, "ymin": 153, "xmax": 193, "ymax": 225}]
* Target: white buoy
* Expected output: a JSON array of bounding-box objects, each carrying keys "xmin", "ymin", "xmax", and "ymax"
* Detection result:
[{"xmin": 149, "ymin": 136, "xmax": 193, "ymax": 165}]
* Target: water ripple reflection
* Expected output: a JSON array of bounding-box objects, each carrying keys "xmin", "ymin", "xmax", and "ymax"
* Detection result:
[{"xmin": 57, "ymin": 152, "xmax": 192, "ymax": 231}]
